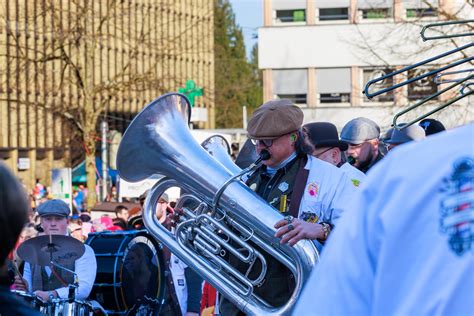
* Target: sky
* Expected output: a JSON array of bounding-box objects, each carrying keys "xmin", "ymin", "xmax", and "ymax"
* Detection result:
[{"xmin": 228, "ymin": 0, "xmax": 263, "ymax": 60}]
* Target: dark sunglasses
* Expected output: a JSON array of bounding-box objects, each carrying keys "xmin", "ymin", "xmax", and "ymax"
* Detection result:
[{"xmin": 250, "ymin": 139, "xmax": 273, "ymax": 147}]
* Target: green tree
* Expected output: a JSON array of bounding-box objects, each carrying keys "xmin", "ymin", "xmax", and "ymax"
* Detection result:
[{"xmin": 214, "ymin": 0, "xmax": 262, "ymax": 128}]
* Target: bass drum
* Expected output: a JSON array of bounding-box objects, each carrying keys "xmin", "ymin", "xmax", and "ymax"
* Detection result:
[{"xmin": 85, "ymin": 230, "xmax": 165, "ymax": 315}]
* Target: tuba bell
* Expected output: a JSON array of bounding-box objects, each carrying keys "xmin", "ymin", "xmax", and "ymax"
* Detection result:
[
  {"xmin": 117, "ymin": 93, "xmax": 319, "ymax": 315},
  {"xmin": 201, "ymin": 134, "xmax": 242, "ymax": 175}
]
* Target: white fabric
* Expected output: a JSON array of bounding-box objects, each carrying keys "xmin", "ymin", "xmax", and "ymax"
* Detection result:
[
  {"xmin": 24, "ymin": 244, "xmax": 97, "ymax": 300},
  {"xmin": 298, "ymin": 156, "xmax": 357, "ymax": 225},
  {"xmin": 340, "ymin": 162, "xmax": 366, "ymax": 187},
  {"xmin": 295, "ymin": 124, "xmax": 474, "ymax": 315},
  {"xmin": 170, "ymin": 253, "xmax": 188, "ymax": 316}
]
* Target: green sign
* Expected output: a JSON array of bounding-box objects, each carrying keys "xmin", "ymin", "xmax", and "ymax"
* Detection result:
[{"xmin": 178, "ymin": 80, "xmax": 203, "ymax": 107}]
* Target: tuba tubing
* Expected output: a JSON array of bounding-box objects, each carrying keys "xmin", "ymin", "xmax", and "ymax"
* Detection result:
[{"xmin": 117, "ymin": 93, "xmax": 319, "ymax": 315}]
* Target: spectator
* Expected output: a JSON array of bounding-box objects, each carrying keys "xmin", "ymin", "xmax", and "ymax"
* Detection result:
[
  {"xmin": 385, "ymin": 124, "xmax": 426, "ymax": 151},
  {"xmin": 419, "ymin": 118, "xmax": 446, "ymax": 136}
]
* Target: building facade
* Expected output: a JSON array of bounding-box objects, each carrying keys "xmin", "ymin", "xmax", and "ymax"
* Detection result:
[
  {"xmin": 259, "ymin": 0, "xmax": 472, "ymax": 130},
  {"xmin": 0, "ymin": 0, "xmax": 215, "ymax": 190}
]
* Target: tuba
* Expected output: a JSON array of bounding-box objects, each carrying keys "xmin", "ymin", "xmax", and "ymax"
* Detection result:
[
  {"xmin": 201, "ymin": 134, "xmax": 242, "ymax": 175},
  {"xmin": 117, "ymin": 93, "xmax": 319, "ymax": 315}
]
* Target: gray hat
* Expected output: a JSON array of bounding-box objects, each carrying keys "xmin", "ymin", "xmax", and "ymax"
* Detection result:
[
  {"xmin": 159, "ymin": 193, "xmax": 169, "ymax": 203},
  {"xmin": 37, "ymin": 199, "xmax": 70, "ymax": 217},
  {"xmin": 340, "ymin": 117, "xmax": 380, "ymax": 145},
  {"xmin": 385, "ymin": 124, "xmax": 426, "ymax": 144},
  {"xmin": 247, "ymin": 99, "xmax": 303, "ymax": 140}
]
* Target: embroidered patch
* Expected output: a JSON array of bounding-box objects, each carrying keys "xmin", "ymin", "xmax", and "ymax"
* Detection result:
[
  {"xmin": 439, "ymin": 157, "xmax": 474, "ymax": 256},
  {"xmin": 278, "ymin": 182, "xmax": 289, "ymax": 192},
  {"xmin": 301, "ymin": 211, "xmax": 319, "ymax": 223},
  {"xmin": 351, "ymin": 179, "xmax": 361, "ymax": 187},
  {"xmin": 307, "ymin": 182, "xmax": 319, "ymax": 197},
  {"xmin": 177, "ymin": 279, "xmax": 185, "ymax": 286}
]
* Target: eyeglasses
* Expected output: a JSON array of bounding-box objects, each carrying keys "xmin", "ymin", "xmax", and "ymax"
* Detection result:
[
  {"xmin": 313, "ymin": 147, "xmax": 334, "ymax": 158},
  {"xmin": 250, "ymin": 139, "xmax": 273, "ymax": 147}
]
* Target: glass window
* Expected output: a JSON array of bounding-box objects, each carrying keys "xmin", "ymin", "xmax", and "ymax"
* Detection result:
[
  {"xmin": 276, "ymin": 10, "xmax": 306, "ymax": 23},
  {"xmin": 276, "ymin": 94, "xmax": 307, "ymax": 105},
  {"xmin": 320, "ymin": 93, "xmax": 350, "ymax": 103},
  {"xmin": 406, "ymin": 7, "xmax": 437, "ymax": 18},
  {"xmin": 407, "ymin": 68, "xmax": 438, "ymax": 100},
  {"xmin": 363, "ymin": 68, "xmax": 395, "ymax": 102},
  {"xmin": 319, "ymin": 8, "xmax": 349, "ymax": 21},
  {"xmin": 361, "ymin": 8, "xmax": 392, "ymax": 19},
  {"xmin": 317, "ymin": 68, "xmax": 351, "ymax": 104}
]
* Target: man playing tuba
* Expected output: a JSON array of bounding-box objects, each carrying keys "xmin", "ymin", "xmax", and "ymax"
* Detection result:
[{"xmin": 220, "ymin": 99, "xmax": 356, "ymax": 315}]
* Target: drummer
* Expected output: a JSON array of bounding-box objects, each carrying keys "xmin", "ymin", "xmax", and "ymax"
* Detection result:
[{"xmin": 14, "ymin": 200, "xmax": 97, "ymax": 302}]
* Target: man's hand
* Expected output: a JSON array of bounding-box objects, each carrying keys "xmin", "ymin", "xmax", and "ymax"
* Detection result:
[
  {"xmin": 13, "ymin": 275, "xmax": 28, "ymax": 291},
  {"xmin": 274, "ymin": 218, "xmax": 324, "ymax": 246},
  {"xmin": 34, "ymin": 290, "xmax": 56, "ymax": 302}
]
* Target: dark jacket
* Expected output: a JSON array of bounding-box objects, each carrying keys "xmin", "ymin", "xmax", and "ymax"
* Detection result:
[{"xmin": 220, "ymin": 155, "xmax": 305, "ymax": 315}]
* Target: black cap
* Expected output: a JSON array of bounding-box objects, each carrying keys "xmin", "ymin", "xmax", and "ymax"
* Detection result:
[
  {"xmin": 304, "ymin": 122, "xmax": 348, "ymax": 151},
  {"xmin": 419, "ymin": 118, "xmax": 445, "ymax": 136}
]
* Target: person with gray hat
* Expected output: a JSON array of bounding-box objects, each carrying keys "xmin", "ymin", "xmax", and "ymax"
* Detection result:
[
  {"xmin": 220, "ymin": 99, "xmax": 356, "ymax": 315},
  {"xmin": 341, "ymin": 117, "xmax": 385, "ymax": 173},
  {"xmin": 386, "ymin": 124, "xmax": 426, "ymax": 151},
  {"xmin": 304, "ymin": 122, "xmax": 366, "ymax": 187},
  {"xmin": 14, "ymin": 199, "xmax": 97, "ymax": 302}
]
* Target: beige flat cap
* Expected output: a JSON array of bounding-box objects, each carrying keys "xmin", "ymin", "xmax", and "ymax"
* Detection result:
[{"xmin": 247, "ymin": 99, "xmax": 303, "ymax": 139}]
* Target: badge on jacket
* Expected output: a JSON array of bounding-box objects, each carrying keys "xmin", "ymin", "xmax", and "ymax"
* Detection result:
[{"xmin": 278, "ymin": 182, "xmax": 289, "ymax": 192}]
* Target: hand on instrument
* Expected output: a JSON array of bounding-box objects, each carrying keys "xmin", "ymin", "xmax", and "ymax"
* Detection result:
[
  {"xmin": 34, "ymin": 290, "xmax": 56, "ymax": 302},
  {"xmin": 274, "ymin": 216, "xmax": 324, "ymax": 246},
  {"xmin": 13, "ymin": 275, "xmax": 28, "ymax": 291}
]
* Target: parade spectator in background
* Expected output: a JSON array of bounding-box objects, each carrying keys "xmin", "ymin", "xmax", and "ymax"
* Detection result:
[
  {"xmin": 419, "ymin": 118, "xmax": 446, "ymax": 136},
  {"xmin": 113, "ymin": 205, "xmax": 129, "ymax": 230},
  {"xmin": 340, "ymin": 117, "xmax": 384, "ymax": 173},
  {"xmin": 385, "ymin": 124, "xmax": 426, "ymax": 151}
]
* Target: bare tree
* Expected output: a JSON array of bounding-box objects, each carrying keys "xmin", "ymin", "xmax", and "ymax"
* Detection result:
[{"xmin": 0, "ymin": 0, "xmax": 213, "ymax": 206}]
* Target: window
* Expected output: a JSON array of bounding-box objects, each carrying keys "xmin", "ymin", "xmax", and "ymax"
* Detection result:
[
  {"xmin": 406, "ymin": 7, "xmax": 437, "ymax": 18},
  {"xmin": 316, "ymin": 68, "xmax": 351, "ymax": 104},
  {"xmin": 361, "ymin": 8, "xmax": 392, "ymax": 19},
  {"xmin": 273, "ymin": 69, "xmax": 308, "ymax": 105},
  {"xmin": 358, "ymin": 0, "xmax": 393, "ymax": 20},
  {"xmin": 276, "ymin": 9, "xmax": 306, "ymax": 23},
  {"xmin": 407, "ymin": 68, "xmax": 438, "ymax": 100},
  {"xmin": 319, "ymin": 8, "xmax": 349, "ymax": 21},
  {"xmin": 276, "ymin": 94, "xmax": 307, "ymax": 105},
  {"xmin": 363, "ymin": 68, "xmax": 395, "ymax": 102}
]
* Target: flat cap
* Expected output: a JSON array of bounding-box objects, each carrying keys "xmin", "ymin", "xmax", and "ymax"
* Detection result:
[
  {"xmin": 159, "ymin": 193, "xmax": 169, "ymax": 203},
  {"xmin": 341, "ymin": 117, "xmax": 380, "ymax": 145},
  {"xmin": 386, "ymin": 124, "xmax": 425, "ymax": 144},
  {"xmin": 247, "ymin": 99, "xmax": 303, "ymax": 139},
  {"xmin": 37, "ymin": 199, "xmax": 70, "ymax": 217}
]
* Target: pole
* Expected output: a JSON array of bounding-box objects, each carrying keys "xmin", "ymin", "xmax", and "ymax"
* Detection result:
[
  {"xmin": 243, "ymin": 106, "xmax": 248, "ymax": 130},
  {"xmin": 101, "ymin": 121, "xmax": 108, "ymax": 202}
]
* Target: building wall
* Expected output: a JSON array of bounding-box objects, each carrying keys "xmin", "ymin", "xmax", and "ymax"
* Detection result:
[
  {"xmin": 259, "ymin": 0, "xmax": 472, "ymax": 131},
  {"xmin": 0, "ymin": 0, "xmax": 215, "ymax": 190}
]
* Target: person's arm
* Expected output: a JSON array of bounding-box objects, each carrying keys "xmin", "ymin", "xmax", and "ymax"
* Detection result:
[
  {"xmin": 54, "ymin": 245, "xmax": 97, "ymax": 300},
  {"xmin": 185, "ymin": 267, "xmax": 202, "ymax": 314}
]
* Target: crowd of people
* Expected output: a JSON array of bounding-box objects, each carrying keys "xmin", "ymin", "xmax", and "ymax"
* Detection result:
[{"xmin": 0, "ymin": 96, "xmax": 471, "ymax": 316}]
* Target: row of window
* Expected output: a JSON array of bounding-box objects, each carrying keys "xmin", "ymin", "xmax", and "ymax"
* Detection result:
[
  {"xmin": 275, "ymin": 7, "xmax": 437, "ymax": 23},
  {"xmin": 273, "ymin": 68, "xmax": 439, "ymax": 105}
]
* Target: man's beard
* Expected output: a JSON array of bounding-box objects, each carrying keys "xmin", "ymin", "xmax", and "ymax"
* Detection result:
[{"xmin": 357, "ymin": 149, "xmax": 374, "ymax": 171}]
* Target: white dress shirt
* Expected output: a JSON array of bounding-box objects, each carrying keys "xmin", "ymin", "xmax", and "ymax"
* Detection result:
[
  {"xmin": 294, "ymin": 124, "xmax": 474, "ymax": 315},
  {"xmin": 298, "ymin": 156, "xmax": 357, "ymax": 225},
  {"xmin": 24, "ymin": 244, "xmax": 97, "ymax": 300},
  {"xmin": 340, "ymin": 161, "xmax": 366, "ymax": 187}
]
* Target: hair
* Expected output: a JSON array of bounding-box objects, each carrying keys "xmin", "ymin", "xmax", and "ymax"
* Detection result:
[
  {"xmin": 114, "ymin": 205, "xmax": 128, "ymax": 217},
  {"xmin": 294, "ymin": 129, "xmax": 313, "ymax": 157},
  {"xmin": 0, "ymin": 163, "xmax": 29, "ymax": 266}
]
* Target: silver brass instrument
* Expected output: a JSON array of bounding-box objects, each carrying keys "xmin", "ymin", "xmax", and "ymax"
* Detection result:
[
  {"xmin": 116, "ymin": 93, "xmax": 319, "ymax": 315},
  {"xmin": 201, "ymin": 135, "xmax": 242, "ymax": 175}
]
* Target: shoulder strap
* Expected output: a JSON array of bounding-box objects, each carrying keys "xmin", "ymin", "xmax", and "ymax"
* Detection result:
[{"xmin": 289, "ymin": 155, "xmax": 309, "ymax": 218}]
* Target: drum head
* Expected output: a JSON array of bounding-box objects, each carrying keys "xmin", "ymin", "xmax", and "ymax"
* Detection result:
[{"xmin": 86, "ymin": 231, "xmax": 165, "ymax": 314}]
